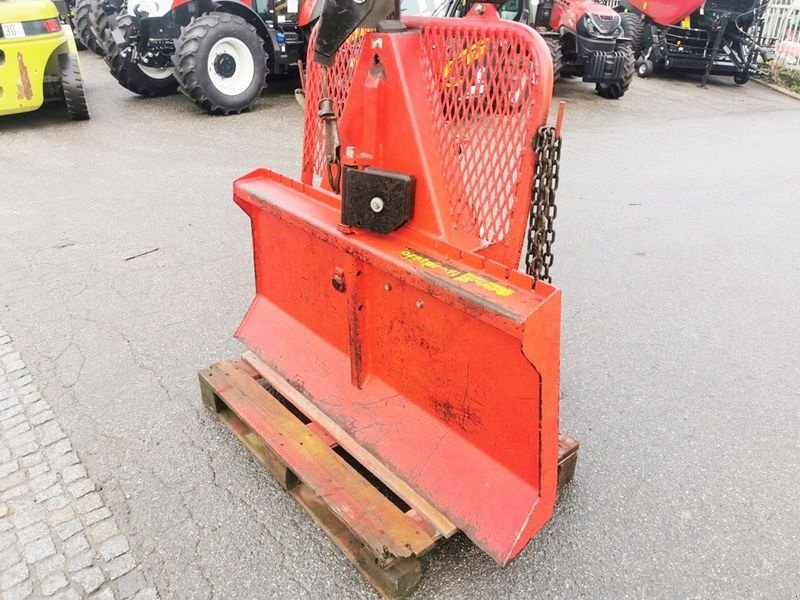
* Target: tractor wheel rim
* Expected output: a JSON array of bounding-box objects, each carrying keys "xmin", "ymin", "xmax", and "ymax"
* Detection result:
[
  {"xmin": 139, "ymin": 65, "xmax": 175, "ymax": 80},
  {"xmin": 207, "ymin": 37, "xmax": 255, "ymax": 96}
]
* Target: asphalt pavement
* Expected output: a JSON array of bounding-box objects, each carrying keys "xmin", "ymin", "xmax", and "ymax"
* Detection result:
[{"xmin": 1, "ymin": 53, "xmax": 799, "ymax": 599}]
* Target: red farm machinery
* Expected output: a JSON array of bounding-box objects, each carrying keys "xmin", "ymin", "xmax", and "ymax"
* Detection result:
[
  {"xmin": 442, "ymin": 0, "xmax": 641, "ymax": 98},
  {"xmin": 617, "ymin": 0, "xmax": 770, "ymax": 85},
  {"xmin": 198, "ymin": 0, "xmax": 580, "ymax": 595}
]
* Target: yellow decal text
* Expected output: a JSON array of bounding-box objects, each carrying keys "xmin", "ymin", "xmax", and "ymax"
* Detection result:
[{"xmin": 400, "ymin": 249, "xmax": 514, "ymax": 297}]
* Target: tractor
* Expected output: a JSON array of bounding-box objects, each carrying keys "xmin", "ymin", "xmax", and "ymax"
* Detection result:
[
  {"xmin": 615, "ymin": 0, "xmax": 770, "ymax": 86},
  {"xmin": 443, "ymin": 0, "xmax": 640, "ymax": 98},
  {"xmin": 104, "ymin": 0, "xmax": 312, "ymax": 113}
]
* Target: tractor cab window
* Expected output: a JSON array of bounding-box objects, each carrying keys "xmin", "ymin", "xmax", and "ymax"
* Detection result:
[
  {"xmin": 253, "ymin": 0, "xmax": 267, "ymax": 17},
  {"xmin": 499, "ymin": 0, "xmax": 522, "ymax": 22},
  {"xmin": 262, "ymin": 0, "xmax": 298, "ymax": 23}
]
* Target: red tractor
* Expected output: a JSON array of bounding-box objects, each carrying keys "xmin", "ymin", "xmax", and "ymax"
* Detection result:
[
  {"xmin": 103, "ymin": 0, "xmax": 316, "ymax": 113},
  {"xmin": 443, "ymin": 0, "xmax": 640, "ymax": 98}
]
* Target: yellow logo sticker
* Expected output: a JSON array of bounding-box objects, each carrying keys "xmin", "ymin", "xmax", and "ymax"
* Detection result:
[
  {"xmin": 400, "ymin": 249, "xmax": 514, "ymax": 297},
  {"xmin": 442, "ymin": 38, "xmax": 489, "ymax": 89}
]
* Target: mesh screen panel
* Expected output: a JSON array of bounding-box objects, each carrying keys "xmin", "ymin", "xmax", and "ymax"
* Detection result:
[{"xmin": 302, "ymin": 18, "xmax": 546, "ymax": 245}]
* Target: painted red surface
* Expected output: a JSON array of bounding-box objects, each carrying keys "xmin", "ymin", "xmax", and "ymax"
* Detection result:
[
  {"xmin": 626, "ymin": 0, "xmax": 706, "ymax": 26},
  {"xmin": 235, "ymin": 6, "xmax": 562, "ymax": 565},
  {"xmin": 550, "ymin": 0, "xmax": 618, "ymax": 33}
]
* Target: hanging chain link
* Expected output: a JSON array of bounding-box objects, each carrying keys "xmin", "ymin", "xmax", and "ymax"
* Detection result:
[
  {"xmin": 319, "ymin": 66, "xmax": 342, "ymax": 193},
  {"xmin": 525, "ymin": 125, "xmax": 562, "ymax": 284}
]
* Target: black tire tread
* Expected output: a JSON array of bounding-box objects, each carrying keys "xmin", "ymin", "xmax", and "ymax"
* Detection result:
[
  {"xmin": 90, "ymin": 0, "xmax": 123, "ymax": 56},
  {"xmin": 60, "ymin": 53, "xmax": 91, "ymax": 120},
  {"xmin": 67, "ymin": 4, "xmax": 87, "ymax": 51},
  {"xmin": 106, "ymin": 14, "xmax": 179, "ymax": 96},
  {"xmin": 620, "ymin": 12, "xmax": 644, "ymax": 58},
  {"xmin": 75, "ymin": 0, "xmax": 98, "ymax": 54},
  {"xmin": 88, "ymin": 0, "xmax": 107, "ymax": 55},
  {"xmin": 172, "ymin": 12, "xmax": 267, "ymax": 115},
  {"xmin": 596, "ymin": 43, "xmax": 635, "ymax": 99},
  {"xmin": 545, "ymin": 36, "xmax": 562, "ymax": 82}
]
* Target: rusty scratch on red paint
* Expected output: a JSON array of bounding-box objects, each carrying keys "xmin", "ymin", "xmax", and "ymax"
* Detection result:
[{"xmin": 16, "ymin": 52, "xmax": 33, "ymax": 101}]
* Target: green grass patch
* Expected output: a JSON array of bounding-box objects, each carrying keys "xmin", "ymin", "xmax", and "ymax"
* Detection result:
[{"xmin": 764, "ymin": 63, "xmax": 800, "ymax": 94}]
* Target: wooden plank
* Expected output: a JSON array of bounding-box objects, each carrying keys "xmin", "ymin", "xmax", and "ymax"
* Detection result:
[
  {"xmin": 306, "ymin": 421, "xmax": 337, "ymax": 447},
  {"xmin": 202, "ymin": 370, "xmax": 299, "ymax": 489},
  {"xmin": 203, "ymin": 367, "xmax": 422, "ymax": 598},
  {"xmin": 205, "ymin": 361, "xmax": 435, "ymax": 562},
  {"xmin": 220, "ymin": 409, "xmax": 299, "ymax": 491},
  {"xmin": 290, "ymin": 484, "xmax": 422, "ymax": 599},
  {"xmin": 241, "ymin": 350, "xmax": 458, "ymax": 539},
  {"xmin": 199, "ymin": 368, "xmax": 227, "ymax": 413},
  {"xmin": 404, "ymin": 509, "xmax": 438, "ymax": 539},
  {"xmin": 557, "ymin": 432, "xmax": 579, "ymax": 490}
]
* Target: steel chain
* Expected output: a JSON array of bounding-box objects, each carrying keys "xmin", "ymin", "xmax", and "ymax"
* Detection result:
[{"xmin": 525, "ymin": 126, "xmax": 561, "ymax": 284}]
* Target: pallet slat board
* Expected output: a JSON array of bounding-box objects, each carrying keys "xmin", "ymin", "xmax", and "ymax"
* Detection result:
[
  {"xmin": 241, "ymin": 350, "xmax": 458, "ymax": 540},
  {"xmin": 199, "ymin": 358, "xmax": 579, "ymax": 599}
]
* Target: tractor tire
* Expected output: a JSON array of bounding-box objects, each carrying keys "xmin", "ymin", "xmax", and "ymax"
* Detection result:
[
  {"xmin": 596, "ymin": 43, "xmax": 635, "ymax": 99},
  {"xmin": 67, "ymin": 11, "xmax": 87, "ymax": 50},
  {"xmin": 106, "ymin": 14, "xmax": 178, "ymax": 96},
  {"xmin": 88, "ymin": 0, "xmax": 107, "ymax": 55},
  {"xmin": 59, "ymin": 53, "xmax": 91, "ymax": 120},
  {"xmin": 545, "ymin": 36, "xmax": 562, "ymax": 82},
  {"xmin": 620, "ymin": 12, "xmax": 644, "ymax": 58},
  {"xmin": 90, "ymin": 0, "xmax": 122, "ymax": 56},
  {"xmin": 73, "ymin": 32, "xmax": 87, "ymax": 51},
  {"xmin": 74, "ymin": 0, "xmax": 99, "ymax": 54},
  {"xmin": 173, "ymin": 12, "xmax": 268, "ymax": 115}
]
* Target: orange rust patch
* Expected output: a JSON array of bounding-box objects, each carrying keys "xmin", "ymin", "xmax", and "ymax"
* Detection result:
[{"xmin": 16, "ymin": 52, "xmax": 33, "ymax": 101}]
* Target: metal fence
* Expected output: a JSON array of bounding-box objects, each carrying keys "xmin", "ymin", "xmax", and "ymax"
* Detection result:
[{"xmin": 759, "ymin": 2, "xmax": 800, "ymax": 68}]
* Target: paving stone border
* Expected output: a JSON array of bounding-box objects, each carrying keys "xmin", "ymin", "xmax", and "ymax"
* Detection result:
[{"xmin": 0, "ymin": 325, "xmax": 158, "ymax": 600}]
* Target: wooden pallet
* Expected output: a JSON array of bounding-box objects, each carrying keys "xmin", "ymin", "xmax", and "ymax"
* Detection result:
[{"xmin": 199, "ymin": 355, "xmax": 579, "ymax": 599}]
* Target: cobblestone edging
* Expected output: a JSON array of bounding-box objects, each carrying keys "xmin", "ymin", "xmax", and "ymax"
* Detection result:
[{"xmin": 0, "ymin": 326, "xmax": 158, "ymax": 600}]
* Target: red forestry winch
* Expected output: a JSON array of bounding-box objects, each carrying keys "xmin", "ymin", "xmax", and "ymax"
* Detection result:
[{"xmin": 203, "ymin": 0, "xmax": 578, "ymax": 594}]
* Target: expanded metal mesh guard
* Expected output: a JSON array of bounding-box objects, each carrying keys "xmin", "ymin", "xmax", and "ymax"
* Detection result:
[
  {"xmin": 302, "ymin": 29, "xmax": 369, "ymax": 186},
  {"xmin": 417, "ymin": 22, "xmax": 542, "ymax": 243},
  {"xmin": 302, "ymin": 17, "xmax": 546, "ymax": 246}
]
